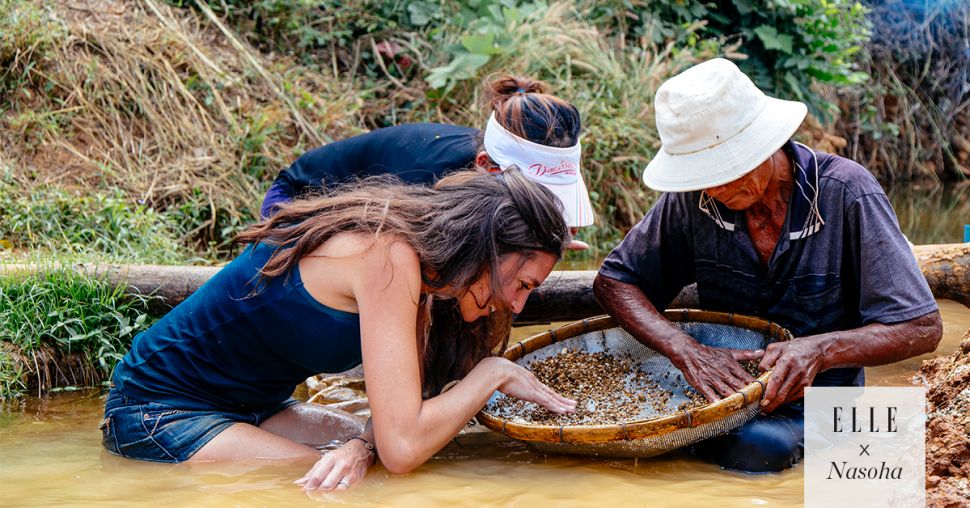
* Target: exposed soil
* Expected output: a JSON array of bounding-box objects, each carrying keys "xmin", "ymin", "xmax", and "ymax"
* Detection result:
[
  {"xmin": 915, "ymin": 328, "xmax": 970, "ymax": 508},
  {"xmin": 2, "ymin": 342, "xmax": 100, "ymax": 396}
]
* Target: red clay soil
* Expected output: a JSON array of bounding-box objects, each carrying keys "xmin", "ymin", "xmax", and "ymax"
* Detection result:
[{"xmin": 916, "ymin": 328, "xmax": 970, "ymax": 508}]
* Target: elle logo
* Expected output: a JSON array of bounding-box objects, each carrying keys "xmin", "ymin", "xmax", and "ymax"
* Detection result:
[
  {"xmin": 805, "ymin": 388, "xmax": 924, "ymax": 507},
  {"xmin": 832, "ymin": 406, "xmax": 898, "ymax": 433}
]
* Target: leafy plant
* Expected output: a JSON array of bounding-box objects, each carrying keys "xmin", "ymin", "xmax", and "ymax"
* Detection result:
[
  {"xmin": 609, "ymin": 0, "xmax": 871, "ymax": 120},
  {"xmin": 0, "ymin": 267, "xmax": 157, "ymax": 399},
  {"xmin": 425, "ymin": 1, "xmax": 546, "ymax": 91}
]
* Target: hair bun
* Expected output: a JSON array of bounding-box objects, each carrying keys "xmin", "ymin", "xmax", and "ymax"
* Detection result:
[
  {"xmin": 484, "ymin": 74, "xmax": 548, "ymax": 104},
  {"xmin": 481, "ymin": 73, "xmax": 580, "ymax": 148}
]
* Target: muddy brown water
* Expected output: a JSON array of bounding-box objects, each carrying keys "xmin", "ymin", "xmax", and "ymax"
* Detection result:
[{"xmin": 0, "ymin": 300, "xmax": 966, "ymax": 507}]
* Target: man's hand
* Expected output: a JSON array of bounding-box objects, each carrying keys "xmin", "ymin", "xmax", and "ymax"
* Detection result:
[
  {"xmin": 758, "ymin": 339, "xmax": 825, "ymax": 413},
  {"xmin": 673, "ymin": 342, "xmax": 764, "ymax": 403},
  {"xmin": 295, "ymin": 438, "xmax": 375, "ymax": 491}
]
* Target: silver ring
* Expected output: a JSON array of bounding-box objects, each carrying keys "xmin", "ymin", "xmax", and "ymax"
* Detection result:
[{"xmin": 337, "ymin": 480, "xmax": 350, "ymax": 487}]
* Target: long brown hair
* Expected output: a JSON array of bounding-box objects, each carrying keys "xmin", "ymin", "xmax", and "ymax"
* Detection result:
[{"xmin": 235, "ymin": 168, "xmax": 569, "ymax": 395}]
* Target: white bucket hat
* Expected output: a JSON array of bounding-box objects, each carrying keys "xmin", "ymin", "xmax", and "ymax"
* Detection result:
[
  {"xmin": 483, "ymin": 113, "xmax": 595, "ymax": 227},
  {"xmin": 643, "ymin": 58, "xmax": 808, "ymax": 192}
]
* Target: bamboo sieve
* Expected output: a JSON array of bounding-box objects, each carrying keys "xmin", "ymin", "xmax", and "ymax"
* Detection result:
[{"xmin": 477, "ymin": 310, "xmax": 793, "ymax": 458}]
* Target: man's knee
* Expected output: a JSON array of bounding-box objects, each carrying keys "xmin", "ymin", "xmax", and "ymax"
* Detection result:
[{"xmin": 691, "ymin": 413, "xmax": 803, "ymax": 473}]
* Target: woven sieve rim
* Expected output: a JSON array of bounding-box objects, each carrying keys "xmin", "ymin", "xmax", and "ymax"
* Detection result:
[{"xmin": 476, "ymin": 309, "xmax": 793, "ymax": 444}]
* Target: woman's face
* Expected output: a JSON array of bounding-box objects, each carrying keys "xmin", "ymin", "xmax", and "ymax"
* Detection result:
[{"xmin": 458, "ymin": 251, "xmax": 558, "ymax": 322}]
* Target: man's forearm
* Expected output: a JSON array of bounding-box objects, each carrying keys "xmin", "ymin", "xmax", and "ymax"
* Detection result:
[
  {"xmin": 594, "ymin": 273, "xmax": 763, "ymax": 401},
  {"xmin": 592, "ymin": 274, "xmax": 695, "ymax": 362},
  {"xmin": 812, "ymin": 311, "xmax": 943, "ymax": 371}
]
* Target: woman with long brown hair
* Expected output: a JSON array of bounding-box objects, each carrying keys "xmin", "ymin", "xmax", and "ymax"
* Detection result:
[
  {"xmin": 261, "ymin": 74, "xmax": 594, "ymax": 248},
  {"xmin": 100, "ymin": 168, "xmax": 576, "ymax": 490}
]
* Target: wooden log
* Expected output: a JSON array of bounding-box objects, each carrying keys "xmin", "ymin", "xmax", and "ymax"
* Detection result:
[
  {"xmin": 911, "ymin": 244, "xmax": 970, "ymax": 308},
  {"xmin": 1, "ymin": 244, "xmax": 967, "ymax": 321}
]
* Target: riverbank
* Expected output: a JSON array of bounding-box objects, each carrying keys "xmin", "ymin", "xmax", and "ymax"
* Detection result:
[
  {"xmin": 2, "ymin": 244, "xmax": 967, "ymax": 399},
  {"xmin": 3, "ymin": 0, "xmax": 967, "ymax": 265},
  {"xmin": 917, "ymin": 328, "xmax": 970, "ymax": 507}
]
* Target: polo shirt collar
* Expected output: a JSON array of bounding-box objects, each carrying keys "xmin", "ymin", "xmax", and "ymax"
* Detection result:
[{"xmin": 697, "ymin": 140, "xmax": 825, "ymax": 240}]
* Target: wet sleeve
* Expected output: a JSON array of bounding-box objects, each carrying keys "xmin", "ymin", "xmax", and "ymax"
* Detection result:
[
  {"xmin": 846, "ymin": 192, "xmax": 938, "ymax": 325},
  {"xmin": 597, "ymin": 193, "xmax": 696, "ymax": 310}
]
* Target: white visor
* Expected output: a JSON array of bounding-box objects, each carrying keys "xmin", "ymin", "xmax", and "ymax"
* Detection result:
[{"xmin": 482, "ymin": 113, "xmax": 594, "ymax": 227}]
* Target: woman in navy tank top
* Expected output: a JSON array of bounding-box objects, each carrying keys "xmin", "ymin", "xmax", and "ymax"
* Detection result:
[{"xmin": 101, "ymin": 167, "xmax": 577, "ymax": 491}]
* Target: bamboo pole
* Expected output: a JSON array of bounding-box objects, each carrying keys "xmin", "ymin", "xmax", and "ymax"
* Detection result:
[{"xmin": 1, "ymin": 244, "xmax": 967, "ymax": 321}]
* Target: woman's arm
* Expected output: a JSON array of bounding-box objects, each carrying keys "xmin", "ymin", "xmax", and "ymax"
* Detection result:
[{"xmin": 355, "ymin": 240, "xmax": 572, "ymax": 474}]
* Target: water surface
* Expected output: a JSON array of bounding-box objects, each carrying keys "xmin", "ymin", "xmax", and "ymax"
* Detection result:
[{"xmin": 1, "ymin": 301, "xmax": 966, "ymax": 507}]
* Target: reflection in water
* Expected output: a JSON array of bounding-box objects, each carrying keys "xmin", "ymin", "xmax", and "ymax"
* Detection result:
[
  {"xmin": 887, "ymin": 182, "xmax": 970, "ymax": 245},
  {"xmin": 0, "ymin": 301, "xmax": 966, "ymax": 507}
]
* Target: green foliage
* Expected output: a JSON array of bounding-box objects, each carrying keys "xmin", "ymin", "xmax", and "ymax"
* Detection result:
[
  {"xmin": 425, "ymin": 1, "xmax": 547, "ymax": 91},
  {"xmin": 604, "ymin": 0, "xmax": 871, "ymax": 120},
  {"xmin": 171, "ymin": 188, "xmax": 253, "ymax": 260},
  {"xmin": 0, "ymin": 267, "xmax": 156, "ymax": 399},
  {"xmin": 0, "ymin": 181, "xmax": 189, "ymax": 264},
  {"xmin": 0, "ymin": 0, "xmax": 66, "ymax": 100}
]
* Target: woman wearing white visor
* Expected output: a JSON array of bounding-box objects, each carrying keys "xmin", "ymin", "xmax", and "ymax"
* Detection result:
[{"xmin": 261, "ymin": 75, "xmax": 594, "ymax": 248}]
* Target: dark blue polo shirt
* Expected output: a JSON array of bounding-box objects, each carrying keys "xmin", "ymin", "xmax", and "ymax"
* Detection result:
[
  {"xmin": 599, "ymin": 141, "xmax": 938, "ymax": 387},
  {"xmin": 261, "ymin": 123, "xmax": 479, "ymax": 218}
]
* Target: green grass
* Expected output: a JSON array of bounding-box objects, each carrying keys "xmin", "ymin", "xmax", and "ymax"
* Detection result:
[
  {"xmin": 0, "ymin": 180, "xmax": 191, "ymax": 264},
  {"xmin": 0, "ymin": 266, "xmax": 157, "ymax": 399}
]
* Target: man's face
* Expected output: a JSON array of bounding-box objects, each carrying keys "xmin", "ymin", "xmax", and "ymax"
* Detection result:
[{"xmin": 704, "ymin": 155, "xmax": 775, "ymax": 210}]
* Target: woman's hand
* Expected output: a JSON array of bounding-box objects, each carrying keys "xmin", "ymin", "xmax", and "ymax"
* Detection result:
[
  {"xmin": 487, "ymin": 357, "xmax": 577, "ymax": 414},
  {"xmin": 294, "ymin": 439, "xmax": 375, "ymax": 491}
]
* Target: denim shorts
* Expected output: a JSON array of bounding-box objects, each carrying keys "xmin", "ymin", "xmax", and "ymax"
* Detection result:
[{"xmin": 100, "ymin": 390, "xmax": 299, "ymax": 463}]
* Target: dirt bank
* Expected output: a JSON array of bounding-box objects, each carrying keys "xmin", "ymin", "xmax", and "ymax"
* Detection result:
[{"xmin": 916, "ymin": 328, "xmax": 970, "ymax": 507}]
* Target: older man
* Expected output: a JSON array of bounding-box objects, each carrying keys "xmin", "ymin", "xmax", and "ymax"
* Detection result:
[{"xmin": 594, "ymin": 58, "xmax": 942, "ymax": 472}]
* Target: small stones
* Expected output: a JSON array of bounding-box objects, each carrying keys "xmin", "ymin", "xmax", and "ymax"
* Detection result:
[
  {"xmin": 676, "ymin": 389, "xmax": 708, "ymax": 412},
  {"xmin": 490, "ymin": 348, "xmax": 642, "ymax": 425},
  {"xmin": 486, "ymin": 348, "xmax": 763, "ymax": 426},
  {"xmin": 740, "ymin": 359, "xmax": 763, "ymax": 378}
]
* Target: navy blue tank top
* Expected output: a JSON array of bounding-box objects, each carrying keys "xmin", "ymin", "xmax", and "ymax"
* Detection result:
[{"xmin": 111, "ymin": 243, "xmax": 362, "ymax": 411}]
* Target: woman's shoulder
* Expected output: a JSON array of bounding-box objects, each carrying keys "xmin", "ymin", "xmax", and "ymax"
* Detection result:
[
  {"xmin": 309, "ymin": 232, "xmax": 421, "ymax": 274},
  {"xmin": 298, "ymin": 233, "xmax": 422, "ymax": 312}
]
